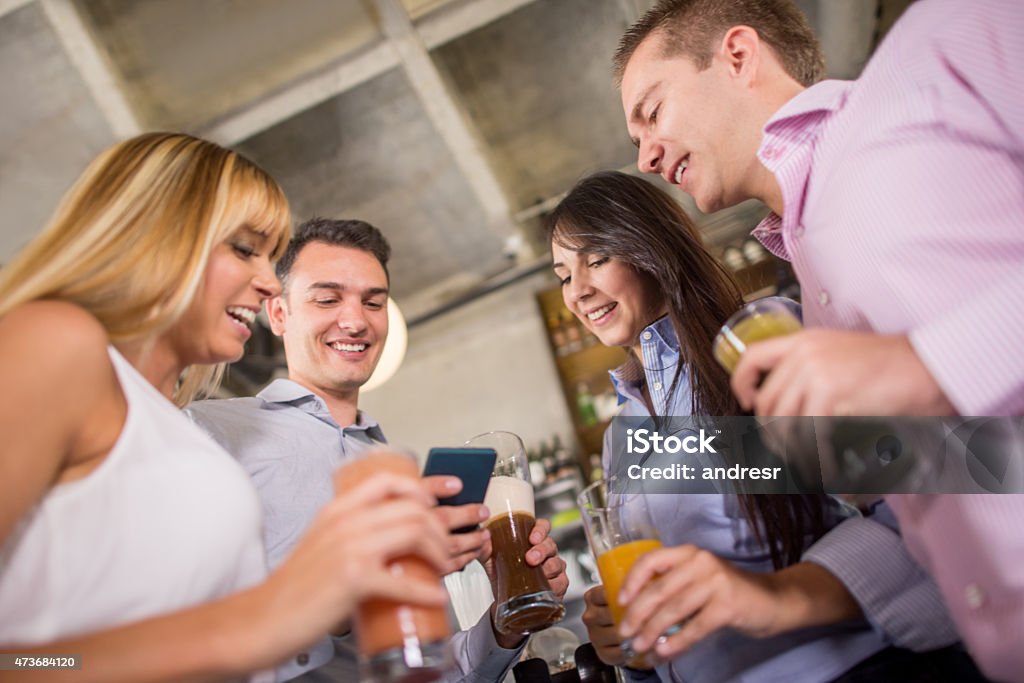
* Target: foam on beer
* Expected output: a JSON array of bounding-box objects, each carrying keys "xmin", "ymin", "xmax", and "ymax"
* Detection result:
[{"xmin": 484, "ymin": 475, "xmax": 535, "ymax": 520}]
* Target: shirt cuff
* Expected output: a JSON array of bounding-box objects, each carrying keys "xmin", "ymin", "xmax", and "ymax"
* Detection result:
[
  {"xmin": 803, "ymin": 515, "xmax": 960, "ymax": 651},
  {"xmin": 449, "ymin": 610, "xmax": 525, "ymax": 682}
]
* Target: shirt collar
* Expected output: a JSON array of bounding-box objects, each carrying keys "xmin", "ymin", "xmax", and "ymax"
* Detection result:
[
  {"xmin": 752, "ymin": 80, "xmax": 853, "ymax": 259},
  {"xmin": 257, "ymin": 378, "xmax": 385, "ymax": 439},
  {"xmin": 609, "ymin": 316, "xmax": 679, "ymax": 405},
  {"xmin": 644, "ymin": 315, "xmax": 678, "ymax": 350}
]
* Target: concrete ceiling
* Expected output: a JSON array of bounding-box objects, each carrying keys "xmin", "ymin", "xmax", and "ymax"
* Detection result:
[{"xmin": 0, "ymin": 0, "xmax": 891, "ymax": 320}]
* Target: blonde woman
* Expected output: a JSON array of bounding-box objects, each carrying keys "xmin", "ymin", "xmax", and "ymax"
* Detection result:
[{"xmin": 0, "ymin": 133, "xmax": 450, "ymax": 682}]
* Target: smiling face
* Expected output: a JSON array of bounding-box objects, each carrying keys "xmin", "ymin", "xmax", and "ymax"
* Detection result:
[
  {"xmin": 552, "ymin": 241, "xmax": 666, "ymax": 353},
  {"xmin": 267, "ymin": 242, "xmax": 389, "ymax": 399},
  {"xmin": 164, "ymin": 228, "xmax": 280, "ymax": 368},
  {"xmin": 621, "ymin": 31, "xmax": 765, "ymax": 214}
]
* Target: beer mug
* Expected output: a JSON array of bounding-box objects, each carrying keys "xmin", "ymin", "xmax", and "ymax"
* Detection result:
[
  {"xmin": 465, "ymin": 431, "xmax": 565, "ymax": 635},
  {"xmin": 577, "ymin": 476, "xmax": 675, "ymax": 669},
  {"xmin": 337, "ymin": 451, "xmax": 453, "ymax": 683}
]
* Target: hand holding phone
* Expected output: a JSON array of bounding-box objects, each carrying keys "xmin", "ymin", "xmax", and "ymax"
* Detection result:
[{"xmin": 422, "ymin": 447, "xmax": 497, "ymax": 533}]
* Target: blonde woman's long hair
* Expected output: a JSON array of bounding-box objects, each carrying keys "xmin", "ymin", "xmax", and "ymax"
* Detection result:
[{"xmin": 0, "ymin": 132, "xmax": 292, "ymax": 405}]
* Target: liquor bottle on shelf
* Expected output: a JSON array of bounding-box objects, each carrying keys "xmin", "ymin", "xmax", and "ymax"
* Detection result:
[
  {"xmin": 588, "ymin": 454, "xmax": 603, "ymax": 484},
  {"xmin": 742, "ymin": 238, "xmax": 768, "ymax": 264},
  {"xmin": 722, "ymin": 245, "xmax": 746, "ymax": 272},
  {"xmin": 575, "ymin": 381, "xmax": 599, "ymax": 427},
  {"xmin": 562, "ymin": 310, "xmax": 583, "ymax": 354},
  {"xmin": 527, "ymin": 446, "xmax": 548, "ymax": 488},
  {"xmin": 542, "ymin": 452, "xmax": 558, "ymax": 485},
  {"xmin": 552, "ymin": 436, "xmax": 582, "ymax": 485},
  {"xmin": 548, "ymin": 314, "xmax": 569, "ymax": 357}
]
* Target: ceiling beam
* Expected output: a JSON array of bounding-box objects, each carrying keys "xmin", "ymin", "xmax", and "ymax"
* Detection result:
[
  {"xmin": 39, "ymin": 0, "xmax": 141, "ymax": 137},
  {"xmin": 373, "ymin": 0, "xmax": 512, "ymax": 227},
  {"xmin": 202, "ymin": 41, "xmax": 397, "ymax": 146},
  {"xmin": 0, "ymin": 0, "xmax": 34, "ymax": 20},
  {"xmin": 201, "ymin": 0, "xmax": 541, "ymax": 146},
  {"xmin": 417, "ymin": 0, "xmax": 537, "ymax": 47}
]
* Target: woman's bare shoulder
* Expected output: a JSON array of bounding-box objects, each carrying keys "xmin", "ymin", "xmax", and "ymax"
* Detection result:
[{"xmin": 0, "ymin": 301, "xmax": 113, "ymax": 388}]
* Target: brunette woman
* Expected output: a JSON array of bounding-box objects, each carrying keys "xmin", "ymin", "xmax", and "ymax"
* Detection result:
[{"xmin": 552, "ymin": 171, "xmax": 964, "ymax": 683}]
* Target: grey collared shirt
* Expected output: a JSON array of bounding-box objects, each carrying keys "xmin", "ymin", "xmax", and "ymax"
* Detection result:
[{"xmin": 188, "ymin": 379, "xmax": 523, "ymax": 682}]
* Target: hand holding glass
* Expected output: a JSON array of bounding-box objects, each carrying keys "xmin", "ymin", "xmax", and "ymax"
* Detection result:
[
  {"xmin": 465, "ymin": 431, "xmax": 565, "ymax": 635},
  {"xmin": 577, "ymin": 476, "xmax": 675, "ymax": 669},
  {"xmin": 337, "ymin": 452, "xmax": 452, "ymax": 683},
  {"xmin": 712, "ymin": 296, "xmax": 802, "ymax": 374}
]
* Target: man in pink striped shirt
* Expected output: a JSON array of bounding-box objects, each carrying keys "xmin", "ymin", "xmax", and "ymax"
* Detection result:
[{"xmin": 616, "ymin": 0, "xmax": 1023, "ymax": 679}]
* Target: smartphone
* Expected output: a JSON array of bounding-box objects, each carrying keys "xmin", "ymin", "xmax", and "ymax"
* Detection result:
[{"xmin": 422, "ymin": 447, "xmax": 497, "ymax": 533}]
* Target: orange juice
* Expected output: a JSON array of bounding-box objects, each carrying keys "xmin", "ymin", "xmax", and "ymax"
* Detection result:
[
  {"xmin": 596, "ymin": 538, "xmax": 663, "ymax": 624},
  {"xmin": 713, "ymin": 311, "xmax": 802, "ymax": 374}
]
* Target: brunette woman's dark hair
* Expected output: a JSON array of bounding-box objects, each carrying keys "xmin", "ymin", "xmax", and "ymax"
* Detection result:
[{"xmin": 548, "ymin": 170, "xmax": 824, "ymax": 568}]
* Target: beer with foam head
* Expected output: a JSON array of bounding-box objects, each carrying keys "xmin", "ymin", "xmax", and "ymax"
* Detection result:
[
  {"xmin": 467, "ymin": 432, "xmax": 565, "ymax": 635},
  {"xmin": 483, "ymin": 476, "xmax": 565, "ymax": 634}
]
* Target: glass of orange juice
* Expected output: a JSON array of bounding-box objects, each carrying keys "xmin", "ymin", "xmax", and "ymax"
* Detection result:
[
  {"xmin": 712, "ymin": 296, "xmax": 802, "ymax": 374},
  {"xmin": 577, "ymin": 475, "xmax": 669, "ymax": 669}
]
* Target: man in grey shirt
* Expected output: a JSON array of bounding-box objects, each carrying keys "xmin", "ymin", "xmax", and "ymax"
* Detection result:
[{"xmin": 189, "ymin": 217, "xmax": 568, "ymax": 681}]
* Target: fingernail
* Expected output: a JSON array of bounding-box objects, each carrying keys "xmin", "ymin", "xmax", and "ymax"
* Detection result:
[
  {"xmin": 481, "ymin": 530, "xmax": 491, "ymax": 541},
  {"xmin": 445, "ymin": 478, "xmax": 461, "ymax": 491},
  {"xmin": 620, "ymin": 621, "xmax": 634, "ymax": 637},
  {"xmin": 527, "ymin": 550, "xmax": 541, "ymax": 563},
  {"xmin": 479, "ymin": 506, "xmax": 490, "ymax": 520}
]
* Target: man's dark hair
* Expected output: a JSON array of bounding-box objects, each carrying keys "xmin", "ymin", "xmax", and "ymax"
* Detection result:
[
  {"xmin": 614, "ymin": 0, "xmax": 825, "ymax": 87},
  {"xmin": 275, "ymin": 217, "xmax": 391, "ymax": 291}
]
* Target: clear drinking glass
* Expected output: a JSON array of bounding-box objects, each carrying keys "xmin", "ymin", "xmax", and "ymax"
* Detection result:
[
  {"xmin": 337, "ymin": 451, "xmax": 452, "ymax": 683},
  {"xmin": 577, "ymin": 476, "xmax": 671, "ymax": 669},
  {"xmin": 464, "ymin": 431, "xmax": 565, "ymax": 635},
  {"xmin": 712, "ymin": 296, "xmax": 802, "ymax": 374}
]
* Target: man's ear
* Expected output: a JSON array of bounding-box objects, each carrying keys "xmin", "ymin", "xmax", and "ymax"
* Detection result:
[
  {"xmin": 719, "ymin": 25, "xmax": 762, "ymax": 81},
  {"xmin": 266, "ymin": 295, "xmax": 287, "ymax": 336}
]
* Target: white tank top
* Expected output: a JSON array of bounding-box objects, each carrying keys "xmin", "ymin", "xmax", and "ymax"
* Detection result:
[{"xmin": 0, "ymin": 348, "xmax": 269, "ymax": 674}]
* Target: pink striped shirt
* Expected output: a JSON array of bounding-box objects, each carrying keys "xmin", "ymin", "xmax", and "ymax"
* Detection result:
[{"xmin": 752, "ymin": 0, "xmax": 1024, "ymax": 679}]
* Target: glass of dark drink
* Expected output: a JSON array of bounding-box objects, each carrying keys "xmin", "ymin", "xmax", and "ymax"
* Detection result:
[{"xmin": 464, "ymin": 431, "xmax": 566, "ymax": 635}]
